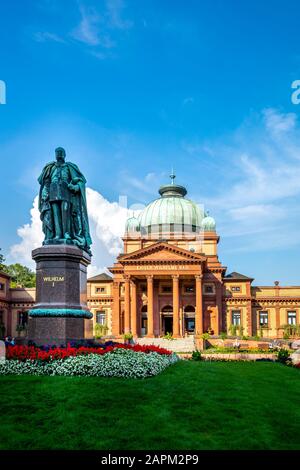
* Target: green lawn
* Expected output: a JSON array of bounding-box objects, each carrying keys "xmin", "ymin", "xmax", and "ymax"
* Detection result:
[{"xmin": 0, "ymin": 361, "xmax": 300, "ymax": 450}]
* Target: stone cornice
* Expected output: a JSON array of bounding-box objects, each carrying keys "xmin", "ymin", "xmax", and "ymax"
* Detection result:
[
  {"xmin": 121, "ymin": 259, "xmax": 204, "ymax": 265},
  {"xmin": 118, "ymin": 241, "xmax": 207, "ymax": 262},
  {"xmin": 224, "ymin": 296, "xmax": 300, "ymax": 305},
  {"xmin": 224, "ymin": 297, "xmax": 252, "ymax": 303},
  {"xmin": 252, "ymin": 297, "xmax": 300, "ymax": 305}
]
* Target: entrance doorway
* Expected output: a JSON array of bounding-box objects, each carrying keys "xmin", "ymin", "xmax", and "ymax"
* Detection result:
[
  {"xmin": 163, "ymin": 316, "xmax": 173, "ymax": 335},
  {"xmin": 162, "ymin": 305, "xmax": 173, "ymax": 335},
  {"xmin": 141, "ymin": 305, "xmax": 147, "ymax": 335},
  {"xmin": 184, "ymin": 305, "xmax": 195, "ymax": 334}
]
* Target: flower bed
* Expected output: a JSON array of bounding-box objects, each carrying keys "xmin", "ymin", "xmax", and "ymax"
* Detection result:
[
  {"xmin": 202, "ymin": 347, "xmax": 281, "ymax": 354},
  {"xmin": 202, "ymin": 353, "xmax": 276, "ymax": 361},
  {"xmin": 0, "ymin": 343, "xmax": 177, "ymax": 378},
  {"xmin": 6, "ymin": 343, "xmax": 172, "ymax": 361}
]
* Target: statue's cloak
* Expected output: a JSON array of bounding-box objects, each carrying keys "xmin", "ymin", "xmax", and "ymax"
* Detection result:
[{"xmin": 38, "ymin": 162, "xmax": 92, "ymax": 251}]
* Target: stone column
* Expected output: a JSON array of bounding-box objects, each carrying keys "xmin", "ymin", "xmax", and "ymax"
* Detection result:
[
  {"xmin": 195, "ymin": 274, "xmax": 203, "ymax": 335},
  {"xmin": 275, "ymin": 305, "xmax": 281, "ymax": 337},
  {"xmin": 130, "ymin": 279, "xmax": 137, "ymax": 337},
  {"xmin": 112, "ymin": 281, "xmax": 120, "ymax": 336},
  {"xmin": 246, "ymin": 300, "xmax": 253, "ymax": 337},
  {"xmin": 147, "ymin": 275, "xmax": 154, "ymax": 337},
  {"xmin": 172, "ymin": 275, "xmax": 180, "ymax": 337},
  {"xmin": 215, "ymin": 281, "xmax": 222, "ymax": 335},
  {"xmin": 124, "ymin": 276, "xmax": 131, "ymax": 333}
]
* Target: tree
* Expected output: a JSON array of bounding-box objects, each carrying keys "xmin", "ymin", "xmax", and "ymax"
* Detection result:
[
  {"xmin": 0, "ymin": 248, "xmax": 6, "ymax": 271},
  {"xmin": 0, "ymin": 249, "xmax": 36, "ymax": 288},
  {"xmin": 5, "ymin": 264, "xmax": 36, "ymax": 288}
]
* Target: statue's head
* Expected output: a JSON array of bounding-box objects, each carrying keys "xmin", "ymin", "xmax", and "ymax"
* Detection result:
[{"xmin": 55, "ymin": 147, "xmax": 66, "ymax": 163}]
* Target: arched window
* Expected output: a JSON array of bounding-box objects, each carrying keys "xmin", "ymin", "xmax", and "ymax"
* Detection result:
[
  {"xmin": 161, "ymin": 305, "xmax": 173, "ymax": 314},
  {"xmin": 184, "ymin": 305, "xmax": 195, "ymax": 313}
]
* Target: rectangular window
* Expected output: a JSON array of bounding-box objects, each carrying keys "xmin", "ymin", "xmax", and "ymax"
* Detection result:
[
  {"xmin": 231, "ymin": 286, "xmax": 241, "ymax": 292},
  {"xmin": 96, "ymin": 287, "xmax": 106, "ymax": 294},
  {"xmin": 259, "ymin": 311, "xmax": 268, "ymax": 326},
  {"xmin": 96, "ymin": 311, "xmax": 106, "ymax": 325},
  {"xmin": 162, "ymin": 285, "xmax": 172, "ymax": 293},
  {"xmin": 204, "ymin": 285, "xmax": 214, "ymax": 294},
  {"xmin": 232, "ymin": 310, "xmax": 241, "ymax": 325},
  {"xmin": 185, "ymin": 285, "xmax": 194, "ymax": 293},
  {"xmin": 0, "ymin": 283, "xmax": 4, "ymax": 291},
  {"xmin": 288, "ymin": 311, "xmax": 297, "ymax": 325}
]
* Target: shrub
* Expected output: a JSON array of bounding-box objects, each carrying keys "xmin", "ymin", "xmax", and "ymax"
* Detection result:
[
  {"xmin": 94, "ymin": 323, "xmax": 108, "ymax": 339},
  {"xmin": 191, "ymin": 350, "xmax": 201, "ymax": 361},
  {"xmin": 163, "ymin": 332, "xmax": 174, "ymax": 340},
  {"xmin": 220, "ymin": 332, "xmax": 227, "ymax": 340},
  {"xmin": 200, "ymin": 333, "xmax": 210, "ymax": 341},
  {"xmin": 277, "ymin": 348, "xmax": 290, "ymax": 364},
  {"xmin": 229, "ymin": 324, "xmax": 245, "ymax": 337},
  {"xmin": 123, "ymin": 332, "xmax": 133, "ymax": 341}
]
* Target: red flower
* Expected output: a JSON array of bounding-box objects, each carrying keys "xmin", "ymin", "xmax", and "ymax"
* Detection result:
[{"xmin": 5, "ymin": 343, "xmax": 172, "ymax": 362}]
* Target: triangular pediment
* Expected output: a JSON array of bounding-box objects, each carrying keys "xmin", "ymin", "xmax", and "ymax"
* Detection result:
[{"xmin": 119, "ymin": 242, "xmax": 207, "ymax": 263}]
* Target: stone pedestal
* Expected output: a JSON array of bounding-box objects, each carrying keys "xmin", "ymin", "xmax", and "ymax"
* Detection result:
[{"xmin": 28, "ymin": 245, "xmax": 92, "ymax": 346}]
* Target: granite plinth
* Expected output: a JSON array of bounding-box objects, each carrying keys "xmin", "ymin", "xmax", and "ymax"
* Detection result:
[
  {"xmin": 28, "ymin": 244, "xmax": 92, "ymax": 345},
  {"xmin": 28, "ymin": 317, "xmax": 85, "ymax": 347}
]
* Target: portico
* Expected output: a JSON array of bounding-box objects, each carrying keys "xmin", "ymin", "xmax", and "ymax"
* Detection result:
[{"xmin": 109, "ymin": 242, "xmax": 209, "ymax": 338}]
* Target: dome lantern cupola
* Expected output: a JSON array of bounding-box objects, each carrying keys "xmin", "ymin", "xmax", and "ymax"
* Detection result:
[
  {"xmin": 138, "ymin": 172, "xmax": 204, "ymax": 237},
  {"xmin": 158, "ymin": 171, "xmax": 187, "ymax": 198},
  {"xmin": 125, "ymin": 214, "xmax": 140, "ymax": 234},
  {"xmin": 201, "ymin": 211, "xmax": 216, "ymax": 232}
]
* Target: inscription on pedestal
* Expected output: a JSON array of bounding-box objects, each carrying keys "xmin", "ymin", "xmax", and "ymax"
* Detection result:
[
  {"xmin": 43, "ymin": 276, "xmax": 65, "ymax": 282},
  {"xmin": 43, "ymin": 276, "xmax": 65, "ymax": 287}
]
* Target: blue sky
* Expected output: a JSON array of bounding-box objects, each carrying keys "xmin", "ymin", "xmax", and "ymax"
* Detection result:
[{"xmin": 1, "ymin": 0, "xmax": 300, "ymax": 284}]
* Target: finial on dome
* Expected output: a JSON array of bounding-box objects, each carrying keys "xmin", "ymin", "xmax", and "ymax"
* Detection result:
[{"xmin": 170, "ymin": 168, "xmax": 176, "ymax": 185}]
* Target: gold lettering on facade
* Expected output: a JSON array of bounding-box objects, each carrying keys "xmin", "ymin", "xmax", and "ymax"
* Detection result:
[{"xmin": 135, "ymin": 264, "xmax": 187, "ymax": 270}]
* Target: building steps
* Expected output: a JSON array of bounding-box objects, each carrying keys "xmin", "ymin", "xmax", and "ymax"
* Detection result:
[{"xmin": 136, "ymin": 336, "xmax": 195, "ymax": 352}]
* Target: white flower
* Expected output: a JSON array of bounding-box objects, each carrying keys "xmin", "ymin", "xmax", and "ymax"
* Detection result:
[{"xmin": 0, "ymin": 350, "xmax": 178, "ymax": 378}]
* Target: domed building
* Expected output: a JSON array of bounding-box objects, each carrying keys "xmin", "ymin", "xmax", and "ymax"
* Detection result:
[
  {"xmin": 109, "ymin": 175, "xmax": 227, "ymax": 340},
  {"xmin": 2, "ymin": 175, "xmax": 300, "ymax": 348}
]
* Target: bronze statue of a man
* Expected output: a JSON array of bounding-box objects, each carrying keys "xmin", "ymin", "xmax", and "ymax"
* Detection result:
[{"xmin": 38, "ymin": 148, "xmax": 92, "ymax": 255}]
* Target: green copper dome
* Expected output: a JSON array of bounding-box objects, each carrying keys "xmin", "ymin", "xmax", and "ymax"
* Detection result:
[
  {"xmin": 201, "ymin": 212, "xmax": 216, "ymax": 232},
  {"xmin": 125, "ymin": 216, "xmax": 140, "ymax": 233},
  {"xmin": 138, "ymin": 174, "xmax": 204, "ymax": 236}
]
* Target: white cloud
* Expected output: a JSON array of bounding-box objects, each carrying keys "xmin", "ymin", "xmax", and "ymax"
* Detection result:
[
  {"xmin": 34, "ymin": 1, "xmax": 133, "ymax": 57},
  {"xmin": 9, "ymin": 188, "xmax": 129, "ymax": 276},
  {"xmin": 263, "ymin": 108, "xmax": 296, "ymax": 137},
  {"xmin": 10, "ymin": 196, "xmax": 43, "ymax": 268},
  {"xmin": 70, "ymin": 1, "xmax": 132, "ymax": 51},
  {"xmin": 86, "ymin": 187, "xmax": 127, "ymax": 256},
  {"xmin": 34, "ymin": 31, "xmax": 66, "ymax": 43},
  {"xmin": 183, "ymin": 108, "xmax": 300, "ymax": 253},
  {"xmin": 182, "ymin": 97, "xmax": 194, "ymax": 106},
  {"xmin": 106, "ymin": 0, "xmax": 133, "ymax": 30},
  {"xmin": 72, "ymin": 6, "xmax": 107, "ymax": 47}
]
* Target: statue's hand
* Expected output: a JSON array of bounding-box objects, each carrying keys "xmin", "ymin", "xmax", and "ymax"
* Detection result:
[{"xmin": 68, "ymin": 183, "xmax": 80, "ymax": 193}]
